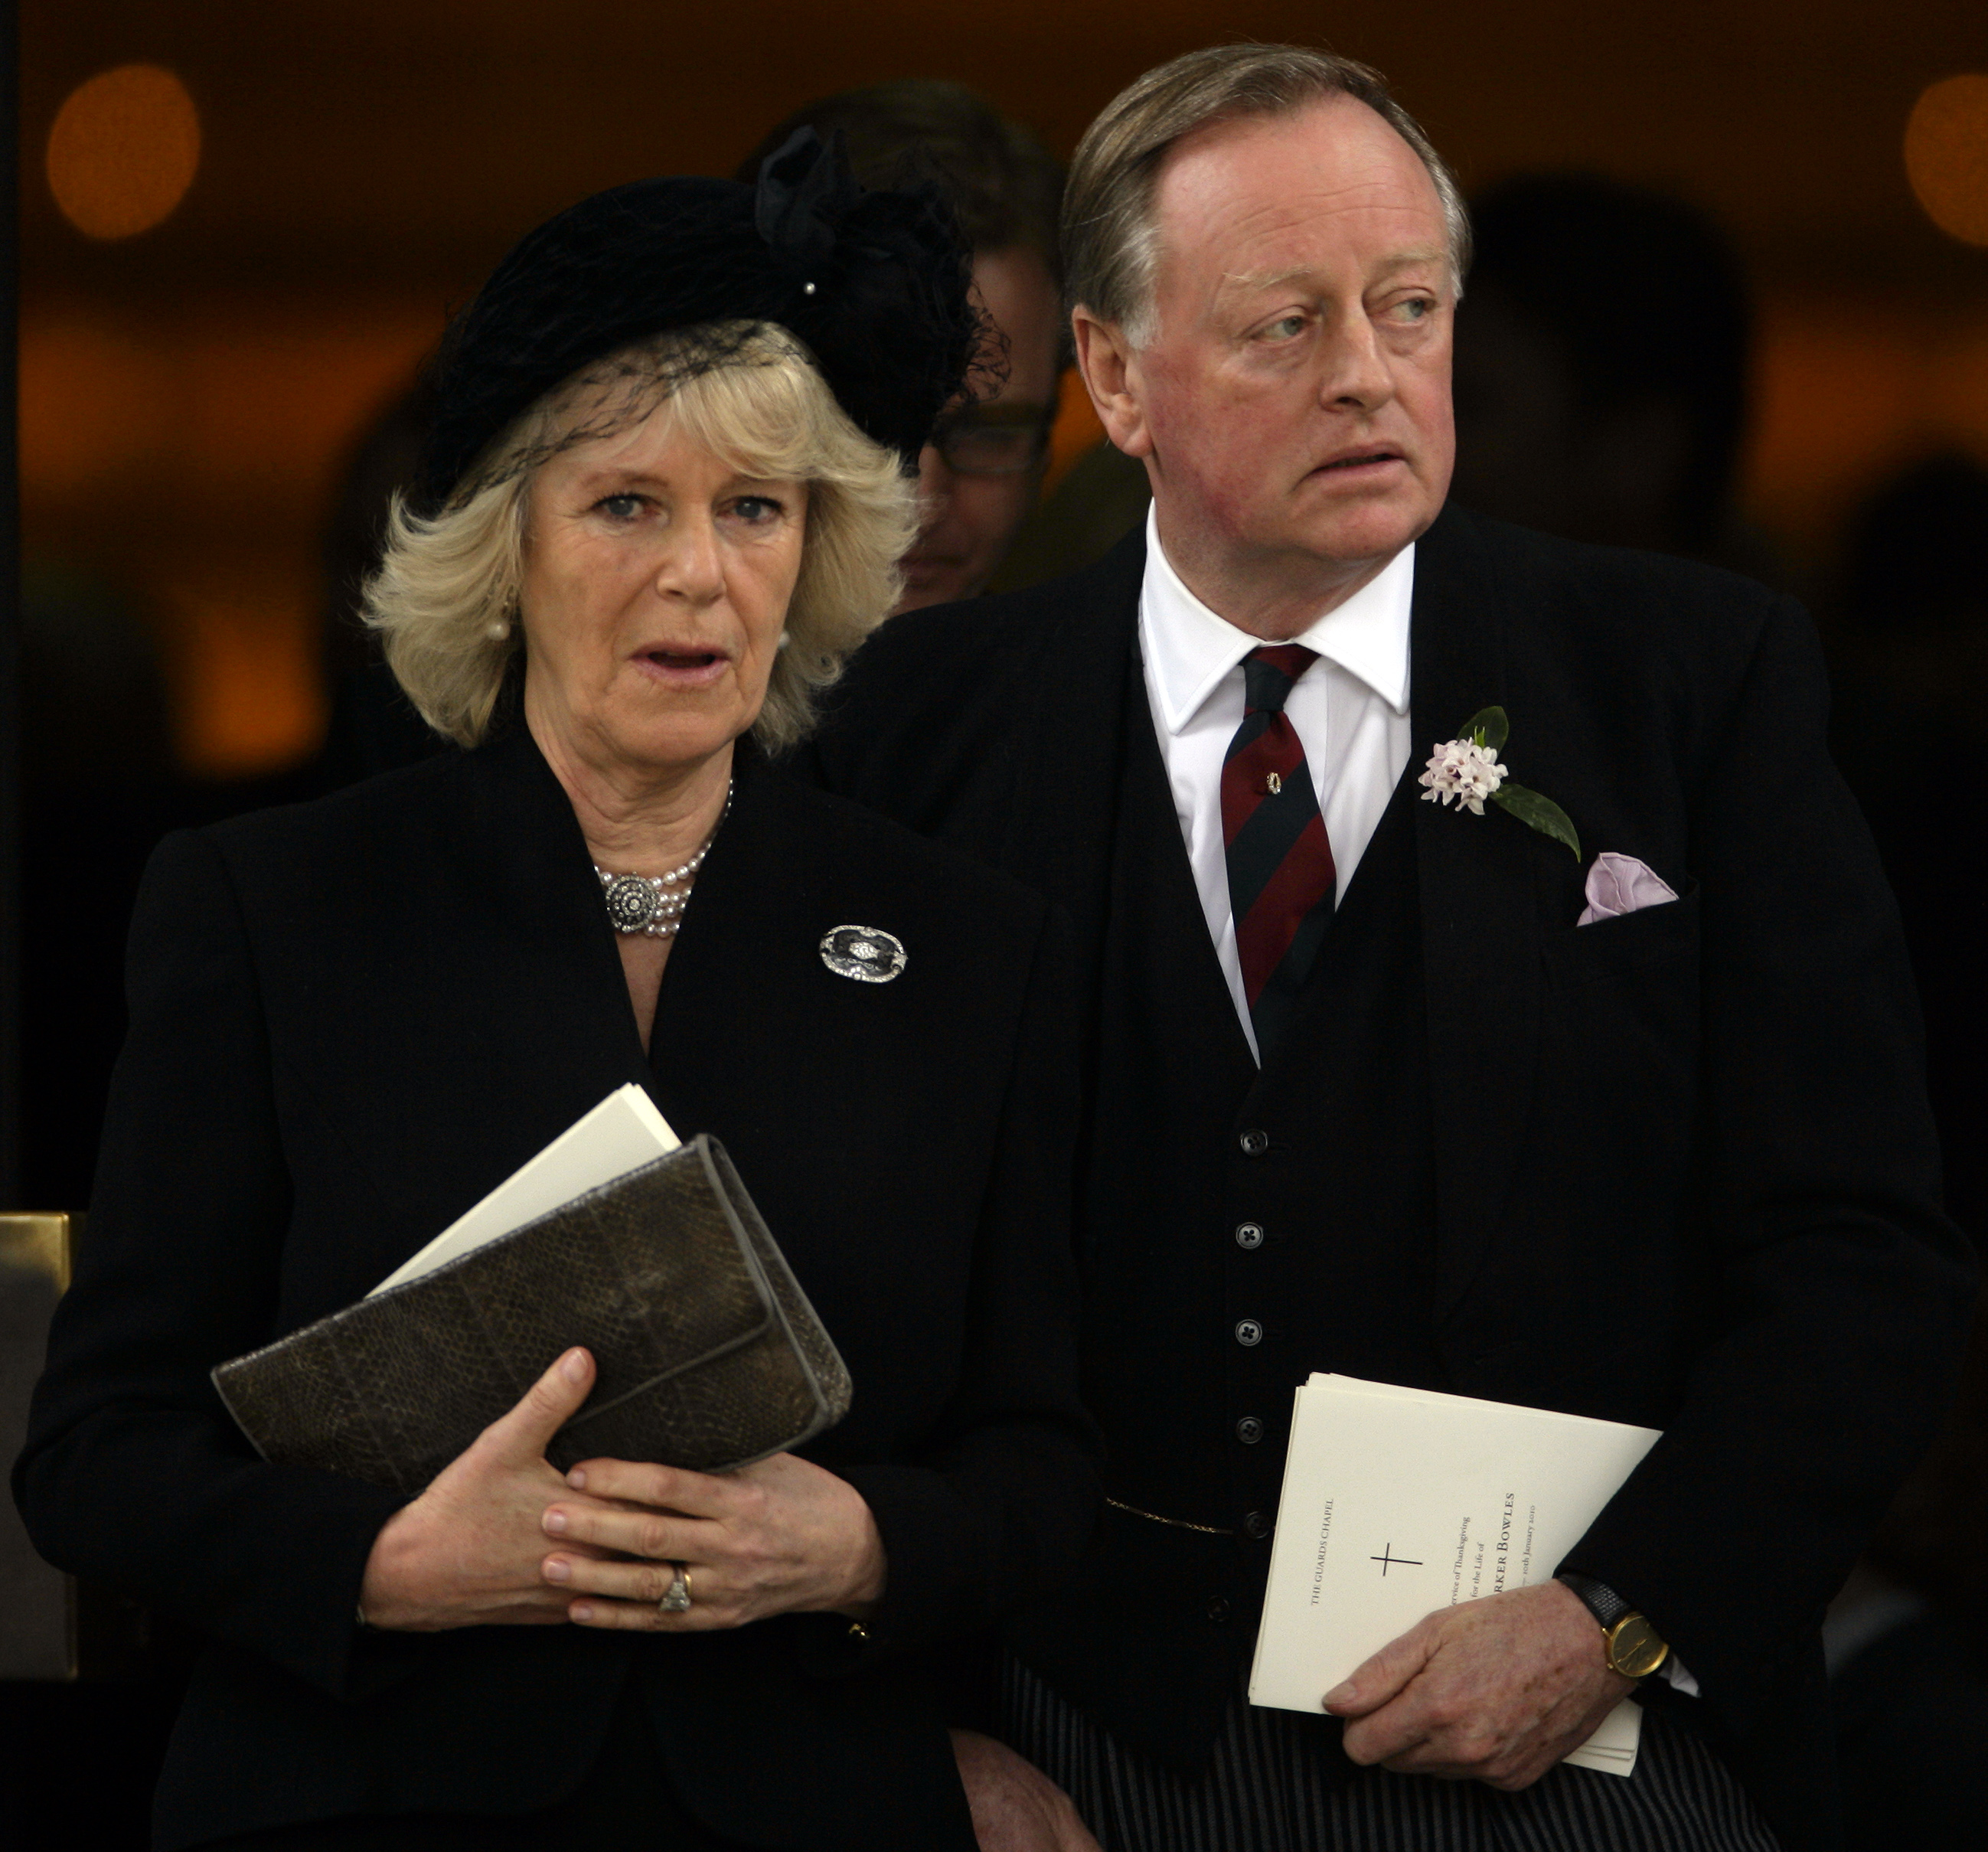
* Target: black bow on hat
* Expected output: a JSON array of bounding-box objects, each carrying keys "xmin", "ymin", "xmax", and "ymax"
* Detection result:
[{"xmin": 413, "ymin": 129, "xmax": 981, "ymax": 513}]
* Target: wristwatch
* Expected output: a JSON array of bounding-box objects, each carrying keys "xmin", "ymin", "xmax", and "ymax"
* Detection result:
[{"xmin": 1555, "ymin": 1573, "xmax": 1670, "ymax": 1679}]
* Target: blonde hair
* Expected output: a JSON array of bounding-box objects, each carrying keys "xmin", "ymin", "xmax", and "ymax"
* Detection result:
[
  {"xmin": 1064, "ymin": 44, "xmax": 1471, "ymax": 347},
  {"xmin": 364, "ymin": 322, "xmax": 917, "ymax": 752}
]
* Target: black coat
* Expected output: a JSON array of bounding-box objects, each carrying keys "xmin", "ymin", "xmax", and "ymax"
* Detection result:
[
  {"xmin": 14, "ymin": 728, "xmax": 1098, "ymax": 1851},
  {"xmin": 801, "ymin": 506, "xmax": 1978, "ymax": 1852}
]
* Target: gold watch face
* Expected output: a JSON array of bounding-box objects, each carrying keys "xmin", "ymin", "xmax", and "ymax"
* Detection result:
[{"xmin": 1605, "ymin": 1613, "xmax": 1670, "ymax": 1679}]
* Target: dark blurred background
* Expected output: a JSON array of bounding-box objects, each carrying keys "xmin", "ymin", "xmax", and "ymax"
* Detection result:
[
  {"xmin": 17, "ymin": 2, "xmax": 1988, "ymax": 799},
  {"xmin": 8, "ymin": 2, "xmax": 1988, "ymax": 1845}
]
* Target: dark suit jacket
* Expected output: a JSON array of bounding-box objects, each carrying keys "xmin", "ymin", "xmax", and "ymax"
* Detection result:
[
  {"xmin": 15, "ymin": 727, "xmax": 1098, "ymax": 1851},
  {"xmin": 802, "ymin": 506, "xmax": 1977, "ymax": 1852}
]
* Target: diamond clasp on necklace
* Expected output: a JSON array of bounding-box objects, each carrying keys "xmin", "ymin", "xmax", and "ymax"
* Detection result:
[{"xmin": 594, "ymin": 779, "xmax": 733, "ymax": 939}]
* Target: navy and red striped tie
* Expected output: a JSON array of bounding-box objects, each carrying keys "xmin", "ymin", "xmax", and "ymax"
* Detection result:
[{"xmin": 1221, "ymin": 645, "xmax": 1337, "ymax": 1058}]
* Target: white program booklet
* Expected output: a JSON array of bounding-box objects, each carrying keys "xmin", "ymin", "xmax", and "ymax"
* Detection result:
[
  {"xmin": 367, "ymin": 1084, "xmax": 680, "ymax": 1296},
  {"xmin": 1249, "ymin": 1373, "xmax": 1661, "ymax": 1776}
]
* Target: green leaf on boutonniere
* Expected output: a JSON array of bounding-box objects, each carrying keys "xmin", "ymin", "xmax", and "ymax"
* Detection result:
[
  {"xmin": 1464, "ymin": 706, "xmax": 1510, "ymax": 753},
  {"xmin": 1422, "ymin": 707, "xmax": 1582, "ymax": 857},
  {"xmin": 1492, "ymin": 782, "xmax": 1582, "ymax": 859}
]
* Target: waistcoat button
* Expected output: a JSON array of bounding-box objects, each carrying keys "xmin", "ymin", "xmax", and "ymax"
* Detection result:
[
  {"xmin": 1206, "ymin": 1596, "xmax": 1232, "ymax": 1625},
  {"xmin": 1236, "ymin": 1416, "xmax": 1265, "ymax": 1445},
  {"xmin": 1234, "ymin": 1222, "xmax": 1265, "ymax": 1249},
  {"xmin": 1239, "ymin": 1129, "xmax": 1270, "ymax": 1157},
  {"xmin": 1234, "ymin": 1318, "xmax": 1263, "ymax": 1347},
  {"xmin": 1244, "ymin": 1511, "xmax": 1273, "ymax": 1540}
]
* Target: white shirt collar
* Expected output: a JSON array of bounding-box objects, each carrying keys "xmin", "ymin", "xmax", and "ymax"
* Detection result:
[{"xmin": 1139, "ymin": 503, "xmax": 1415, "ymax": 735}]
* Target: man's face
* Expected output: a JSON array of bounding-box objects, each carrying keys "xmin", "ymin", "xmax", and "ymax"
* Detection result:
[
  {"xmin": 897, "ymin": 243, "xmax": 1063, "ymax": 612},
  {"xmin": 1109, "ymin": 95, "xmax": 1456, "ymax": 604}
]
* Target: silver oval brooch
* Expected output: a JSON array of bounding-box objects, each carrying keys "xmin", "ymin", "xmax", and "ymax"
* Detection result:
[{"xmin": 820, "ymin": 925, "xmax": 907, "ymax": 984}]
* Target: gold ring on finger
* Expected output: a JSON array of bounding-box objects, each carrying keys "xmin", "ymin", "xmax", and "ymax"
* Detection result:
[{"xmin": 659, "ymin": 1561, "xmax": 693, "ymax": 1615}]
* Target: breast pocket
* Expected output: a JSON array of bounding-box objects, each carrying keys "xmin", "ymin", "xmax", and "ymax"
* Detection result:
[
  {"xmin": 1537, "ymin": 882, "xmax": 1702, "ymax": 1192},
  {"xmin": 1546, "ymin": 881, "xmax": 1701, "ymax": 990}
]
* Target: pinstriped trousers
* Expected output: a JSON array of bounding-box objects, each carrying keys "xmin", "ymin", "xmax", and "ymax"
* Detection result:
[{"xmin": 1001, "ymin": 1658, "xmax": 1782, "ymax": 1852}]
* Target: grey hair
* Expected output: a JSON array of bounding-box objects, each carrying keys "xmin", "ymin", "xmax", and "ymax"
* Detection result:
[
  {"xmin": 1063, "ymin": 44, "xmax": 1472, "ymax": 347},
  {"xmin": 363, "ymin": 322, "xmax": 916, "ymax": 753}
]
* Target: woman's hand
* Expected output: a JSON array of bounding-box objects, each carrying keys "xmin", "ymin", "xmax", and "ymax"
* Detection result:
[
  {"xmin": 540, "ymin": 1451, "xmax": 887, "ymax": 1632},
  {"xmin": 359, "ymin": 1347, "xmax": 622, "ymax": 1631}
]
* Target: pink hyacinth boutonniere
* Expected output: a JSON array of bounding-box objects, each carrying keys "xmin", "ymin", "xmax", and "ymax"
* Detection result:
[{"xmin": 1418, "ymin": 706, "xmax": 1581, "ymax": 858}]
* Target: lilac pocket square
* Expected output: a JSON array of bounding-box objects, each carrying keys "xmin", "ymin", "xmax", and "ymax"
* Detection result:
[{"xmin": 1578, "ymin": 852, "xmax": 1679, "ymax": 926}]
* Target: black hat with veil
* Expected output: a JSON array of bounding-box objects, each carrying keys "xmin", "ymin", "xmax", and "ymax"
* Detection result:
[{"xmin": 413, "ymin": 129, "xmax": 984, "ymax": 515}]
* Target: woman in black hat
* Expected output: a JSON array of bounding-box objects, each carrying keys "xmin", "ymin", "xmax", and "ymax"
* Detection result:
[{"xmin": 15, "ymin": 136, "xmax": 1098, "ymax": 1852}]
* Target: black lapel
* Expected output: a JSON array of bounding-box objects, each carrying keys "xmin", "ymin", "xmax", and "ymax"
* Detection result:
[
  {"xmin": 268, "ymin": 722, "xmax": 661, "ymax": 1296},
  {"xmin": 996, "ymin": 528, "xmax": 1147, "ymax": 995},
  {"xmin": 639, "ymin": 743, "xmax": 795, "ymax": 1125},
  {"xmin": 1409, "ymin": 506, "xmax": 1544, "ymax": 1319},
  {"xmin": 442, "ymin": 722, "xmax": 656, "ymax": 1138}
]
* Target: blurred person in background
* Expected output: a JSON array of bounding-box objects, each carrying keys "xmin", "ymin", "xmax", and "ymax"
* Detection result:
[
  {"xmin": 737, "ymin": 81, "xmax": 1068, "ymax": 613},
  {"xmin": 1823, "ymin": 452, "xmax": 1988, "ymax": 1238},
  {"xmin": 984, "ymin": 421, "xmax": 1154, "ymax": 596},
  {"xmin": 1450, "ymin": 173, "xmax": 1780, "ymax": 583},
  {"xmin": 1819, "ymin": 454, "xmax": 1988, "ymax": 1852}
]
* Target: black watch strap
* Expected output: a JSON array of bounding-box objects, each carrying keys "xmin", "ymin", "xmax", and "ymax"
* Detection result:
[{"xmin": 1556, "ymin": 1572, "xmax": 1633, "ymax": 1629}]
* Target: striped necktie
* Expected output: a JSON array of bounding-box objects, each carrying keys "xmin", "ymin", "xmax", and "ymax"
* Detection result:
[{"xmin": 1221, "ymin": 644, "xmax": 1337, "ymax": 1058}]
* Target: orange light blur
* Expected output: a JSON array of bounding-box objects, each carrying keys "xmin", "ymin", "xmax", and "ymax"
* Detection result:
[
  {"xmin": 1905, "ymin": 74, "xmax": 1988, "ymax": 247},
  {"xmin": 1046, "ymin": 367, "xmax": 1106, "ymax": 488},
  {"xmin": 1743, "ymin": 297, "xmax": 1988, "ymax": 549},
  {"xmin": 47, "ymin": 64, "xmax": 203, "ymax": 241},
  {"xmin": 19, "ymin": 305, "xmax": 441, "ymax": 776}
]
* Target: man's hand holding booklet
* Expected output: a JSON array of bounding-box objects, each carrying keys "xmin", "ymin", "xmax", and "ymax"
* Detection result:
[{"xmin": 1249, "ymin": 1375, "xmax": 1663, "ymax": 1779}]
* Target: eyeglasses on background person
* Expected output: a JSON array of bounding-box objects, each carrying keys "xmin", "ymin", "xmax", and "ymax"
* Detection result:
[{"xmin": 929, "ymin": 401, "xmax": 1055, "ymax": 476}]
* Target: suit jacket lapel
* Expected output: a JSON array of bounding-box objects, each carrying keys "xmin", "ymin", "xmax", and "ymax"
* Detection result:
[
  {"xmin": 1411, "ymin": 507, "xmax": 1544, "ymax": 1319},
  {"xmin": 446, "ymin": 723, "xmax": 656, "ymax": 1135},
  {"xmin": 997, "ymin": 529, "xmax": 1147, "ymax": 1001}
]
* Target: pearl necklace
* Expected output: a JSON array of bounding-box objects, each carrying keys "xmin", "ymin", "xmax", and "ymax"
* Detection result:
[{"xmin": 593, "ymin": 780, "xmax": 733, "ymax": 938}]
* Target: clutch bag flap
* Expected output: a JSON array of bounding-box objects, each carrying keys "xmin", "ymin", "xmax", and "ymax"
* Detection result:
[{"xmin": 213, "ymin": 1135, "xmax": 850, "ymax": 1494}]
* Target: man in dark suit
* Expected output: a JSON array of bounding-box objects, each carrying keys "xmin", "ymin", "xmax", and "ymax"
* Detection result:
[{"xmin": 805, "ymin": 44, "xmax": 1975, "ymax": 1852}]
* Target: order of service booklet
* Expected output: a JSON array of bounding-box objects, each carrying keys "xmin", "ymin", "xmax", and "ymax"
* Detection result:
[
  {"xmin": 368, "ymin": 1083, "xmax": 681, "ymax": 1295},
  {"xmin": 1248, "ymin": 1374, "xmax": 1661, "ymax": 1776}
]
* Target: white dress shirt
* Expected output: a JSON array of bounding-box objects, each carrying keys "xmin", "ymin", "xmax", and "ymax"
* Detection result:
[{"xmin": 1138, "ymin": 505, "xmax": 1415, "ymax": 1063}]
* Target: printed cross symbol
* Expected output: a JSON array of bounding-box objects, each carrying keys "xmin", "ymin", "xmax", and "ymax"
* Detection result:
[{"xmin": 1369, "ymin": 1543, "xmax": 1422, "ymax": 1576}]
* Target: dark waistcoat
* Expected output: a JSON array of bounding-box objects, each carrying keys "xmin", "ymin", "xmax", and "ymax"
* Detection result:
[{"xmin": 1014, "ymin": 671, "xmax": 1447, "ymax": 1763}]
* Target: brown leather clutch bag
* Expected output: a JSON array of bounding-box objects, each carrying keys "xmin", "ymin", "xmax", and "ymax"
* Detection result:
[{"xmin": 213, "ymin": 1136, "xmax": 851, "ymax": 1495}]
